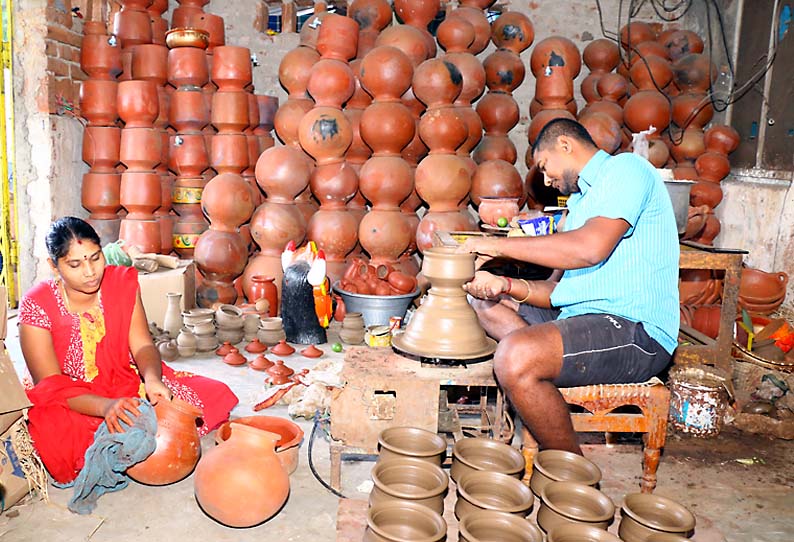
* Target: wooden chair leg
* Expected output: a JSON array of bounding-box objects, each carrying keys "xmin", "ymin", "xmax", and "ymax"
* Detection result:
[
  {"xmin": 520, "ymin": 426, "xmax": 539, "ymax": 485},
  {"xmin": 641, "ymin": 438, "xmax": 661, "ymax": 493},
  {"xmin": 641, "ymin": 386, "xmax": 670, "ymax": 493}
]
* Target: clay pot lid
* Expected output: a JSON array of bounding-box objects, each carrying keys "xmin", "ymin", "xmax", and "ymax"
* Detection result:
[
  {"xmin": 215, "ymin": 341, "xmax": 234, "ymax": 356},
  {"xmin": 266, "ymin": 360, "xmax": 295, "ymax": 383},
  {"xmin": 245, "ymin": 338, "xmax": 268, "ymax": 353},
  {"xmin": 249, "ymin": 354, "xmax": 275, "ymax": 371},
  {"xmin": 300, "ymin": 344, "xmax": 323, "ymax": 358},
  {"xmin": 271, "ymin": 339, "xmax": 296, "ymax": 356},
  {"xmin": 621, "ymin": 493, "xmax": 696, "ymax": 533},
  {"xmin": 222, "ymin": 347, "xmax": 248, "ymax": 366}
]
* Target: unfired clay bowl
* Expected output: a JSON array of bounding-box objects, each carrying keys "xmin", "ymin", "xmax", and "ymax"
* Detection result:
[
  {"xmin": 454, "ymin": 470, "xmax": 534, "ymax": 521},
  {"xmin": 530, "ymin": 449, "xmax": 602, "ymax": 497},
  {"xmin": 369, "ymin": 457, "xmax": 448, "ymax": 515},
  {"xmin": 459, "ymin": 509, "xmax": 543, "ymax": 542},
  {"xmin": 619, "ymin": 493, "xmax": 696, "ymax": 541},
  {"xmin": 377, "ymin": 427, "xmax": 447, "ymax": 466},
  {"xmin": 364, "ymin": 499, "xmax": 446, "ymax": 542},
  {"xmin": 451, "ymin": 437, "xmax": 525, "ymax": 482},
  {"xmin": 538, "ymin": 481, "xmax": 615, "ymax": 533},
  {"xmin": 547, "ymin": 523, "xmax": 623, "ymax": 542}
]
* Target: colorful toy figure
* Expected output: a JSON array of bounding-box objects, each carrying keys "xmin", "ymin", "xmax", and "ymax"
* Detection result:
[{"xmin": 281, "ymin": 241, "xmax": 333, "ymax": 329}]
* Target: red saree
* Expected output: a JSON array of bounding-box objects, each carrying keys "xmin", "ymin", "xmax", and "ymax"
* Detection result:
[{"xmin": 20, "ymin": 266, "xmax": 237, "ymax": 484}]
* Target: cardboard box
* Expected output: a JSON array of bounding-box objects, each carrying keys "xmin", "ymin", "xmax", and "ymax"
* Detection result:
[
  {"xmin": 138, "ymin": 261, "xmax": 196, "ymax": 329},
  {"xmin": 1, "ymin": 418, "xmax": 33, "ymax": 511}
]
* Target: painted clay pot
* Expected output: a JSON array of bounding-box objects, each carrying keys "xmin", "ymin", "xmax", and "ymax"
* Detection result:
[
  {"xmin": 214, "ymin": 415, "xmax": 303, "ymax": 475},
  {"xmin": 377, "ymin": 426, "xmax": 446, "ymax": 466},
  {"xmin": 450, "ymin": 436, "xmax": 525, "ymax": 482},
  {"xmin": 369, "ymin": 456, "xmax": 449, "ymax": 515},
  {"xmin": 126, "ymin": 398, "xmax": 202, "ymax": 485},
  {"xmin": 412, "ymin": 59, "xmax": 463, "ymax": 109},
  {"xmin": 455, "ymin": 470, "xmax": 535, "ymax": 521},
  {"xmin": 364, "ymin": 500, "xmax": 446, "ymax": 542},
  {"xmin": 194, "ymin": 424, "xmax": 289, "ymax": 527},
  {"xmin": 298, "ymin": 108, "xmax": 353, "ymax": 165},
  {"xmin": 168, "ymin": 47, "xmax": 209, "ymax": 88},
  {"xmin": 117, "ymin": 80, "xmax": 159, "ymax": 128},
  {"xmin": 460, "ymin": 509, "xmax": 543, "ymax": 542},
  {"xmin": 619, "ymin": 493, "xmax": 696, "ymax": 541},
  {"xmin": 538, "ymin": 481, "xmax": 616, "ymax": 533}
]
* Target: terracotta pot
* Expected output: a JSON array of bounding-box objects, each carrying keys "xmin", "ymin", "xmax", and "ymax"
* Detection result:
[
  {"xmin": 113, "ymin": 9, "xmax": 153, "ymax": 49},
  {"xmin": 412, "ymin": 58, "xmax": 463, "ymax": 109},
  {"xmin": 483, "ymin": 49, "xmax": 525, "ymax": 94},
  {"xmin": 375, "ymin": 25, "xmax": 429, "ymax": 68},
  {"xmin": 417, "ymin": 106, "xmax": 467, "ymax": 154},
  {"xmin": 247, "ymin": 275, "xmax": 279, "ymax": 315},
  {"xmin": 377, "ymin": 426, "xmax": 446, "ymax": 465},
  {"xmin": 437, "ymin": 17, "xmax": 475, "ymax": 53},
  {"xmin": 619, "ymin": 493, "xmax": 695, "ymax": 540},
  {"xmin": 475, "ymin": 92, "xmax": 520, "ymax": 136},
  {"xmin": 120, "ymin": 127, "xmax": 162, "ymax": 170},
  {"xmin": 126, "ymin": 398, "xmax": 202, "ymax": 485},
  {"xmin": 450, "ymin": 437, "xmax": 525, "ymax": 482},
  {"xmin": 528, "ymin": 109, "xmax": 576, "ymax": 145},
  {"xmin": 529, "ymin": 449, "xmax": 602, "ymax": 498},
  {"xmin": 169, "ymin": 134, "xmax": 209, "ymax": 177},
  {"xmin": 415, "ymin": 154, "xmax": 471, "ymax": 212},
  {"xmin": 623, "ymin": 90, "xmax": 670, "ymax": 135},
  {"xmin": 672, "ymin": 53, "xmax": 715, "ymax": 93},
  {"xmin": 460, "ymin": 509, "xmax": 543, "ymax": 542},
  {"xmin": 704, "ymin": 124, "xmax": 740, "ymax": 155},
  {"xmin": 168, "ymin": 47, "xmax": 209, "ymax": 88},
  {"xmin": 82, "ymin": 172, "xmax": 122, "ymax": 219},
  {"xmin": 538, "ymin": 481, "xmax": 615, "ymax": 533},
  {"xmin": 117, "ymin": 80, "xmax": 159, "ymax": 128},
  {"xmin": 530, "ymin": 35, "xmax": 582, "ymax": 79},
  {"xmin": 350, "ymin": 0, "xmax": 393, "ymax": 33},
  {"xmin": 579, "ymin": 111, "xmax": 622, "ymax": 154},
  {"xmin": 83, "ymin": 126, "xmax": 121, "ymax": 173},
  {"xmin": 695, "ymin": 151, "xmax": 731, "ymax": 183},
  {"xmin": 739, "ymin": 268, "xmax": 788, "ymax": 302},
  {"xmin": 584, "ymin": 38, "xmax": 620, "ymax": 74},
  {"xmin": 211, "ymin": 90, "xmax": 250, "ymax": 133},
  {"xmin": 689, "ymin": 181, "xmax": 723, "ymax": 208},
  {"xmin": 306, "ymin": 58, "xmax": 356, "ymax": 108},
  {"xmin": 358, "ymin": 155, "xmax": 413, "ymax": 208},
  {"xmin": 298, "ymin": 108, "xmax": 353, "ymax": 165},
  {"xmin": 169, "ymin": 87, "xmax": 207, "ymax": 132},
  {"xmin": 202, "ymin": 172, "xmax": 255, "ymax": 230},
  {"xmin": 80, "ymin": 80, "xmax": 119, "ymax": 127},
  {"xmin": 316, "ymin": 13, "xmax": 360, "ymax": 62},
  {"xmin": 619, "ymin": 20, "xmax": 656, "ymax": 50},
  {"xmin": 214, "ymin": 415, "xmax": 303, "ymax": 475},
  {"xmin": 80, "ymin": 30, "xmax": 122, "ymax": 80},
  {"xmin": 547, "ymin": 524, "xmax": 623, "ymax": 542},
  {"xmin": 188, "ymin": 12, "xmax": 226, "ymax": 50},
  {"xmin": 364, "ymin": 500, "xmax": 446, "ymax": 542},
  {"xmin": 266, "ymin": 359, "xmax": 295, "ymax": 384},
  {"xmin": 211, "ymin": 46, "xmax": 252, "ymax": 91},
  {"xmin": 669, "ymin": 127, "xmax": 705, "ymax": 164},
  {"xmin": 121, "ymin": 170, "xmax": 162, "ymax": 219},
  {"xmin": 690, "ymin": 304, "xmax": 721, "ymax": 339},
  {"xmin": 194, "ymin": 423, "xmax": 289, "ymax": 527},
  {"xmin": 360, "ymin": 46, "xmax": 414, "ymax": 102},
  {"xmin": 671, "ymin": 92, "xmax": 713, "ymax": 129},
  {"xmin": 477, "ymin": 196, "xmax": 519, "ymax": 226},
  {"xmin": 255, "ymin": 146, "xmax": 312, "ymax": 202},
  {"xmin": 131, "ymin": 43, "xmax": 169, "ymax": 86},
  {"xmin": 446, "ymin": 6, "xmax": 491, "ymax": 55},
  {"xmin": 210, "ymin": 133, "xmax": 249, "ymax": 174},
  {"xmin": 491, "ymin": 11, "xmax": 535, "ymax": 54},
  {"xmin": 689, "ymin": 213, "xmax": 720, "ymax": 245},
  {"xmin": 278, "ymin": 46, "xmax": 321, "ymax": 99},
  {"xmin": 370, "ymin": 456, "xmax": 449, "ymax": 515}
]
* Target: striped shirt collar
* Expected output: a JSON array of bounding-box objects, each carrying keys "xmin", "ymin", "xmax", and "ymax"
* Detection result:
[{"xmin": 576, "ymin": 150, "xmax": 610, "ymax": 195}]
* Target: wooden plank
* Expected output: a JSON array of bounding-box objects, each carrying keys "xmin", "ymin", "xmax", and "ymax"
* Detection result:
[{"xmin": 761, "ymin": 5, "xmax": 794, "ymax": 169}]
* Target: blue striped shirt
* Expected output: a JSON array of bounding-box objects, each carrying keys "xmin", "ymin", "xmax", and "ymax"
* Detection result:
[{"xmin": 549, "ymin": 150, "xmax": 679, "ymax": 354}]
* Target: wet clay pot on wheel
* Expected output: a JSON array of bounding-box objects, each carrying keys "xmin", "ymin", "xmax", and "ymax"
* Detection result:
[
  {"xmin": 377, "ymin": 426, "xmax": 447, "ymax": 466},
  {"xmin": 619, "ymin": 493, "xmax": 696, "ymax": 541},
  {"xmin": 364, "ymin": 500, "xmax": 446, "ymax": 542},
  {"xmin": 214, "ymin": 415, "xmax": 304, "ymax": 475},
  {"xmin": 538, "ymin": 481, "xmax": 616, "ymax": 533},
  {"xmin": 369, "ymin": 457, "xmax": 449, "ymax": 515},
  {"xmin": 126, "ymin": 398, "xmax": 202, "ymax": 485},
  {"xmin": 450, "ymin": 436, "xmax": 525, "ymax": 482},
  {"xmin": 546, "ymin": 523, "xmax": 623, "ymax": 542},
  {"xmin": 529, "ymin": 449, "xmax": 602, "ymax": 498},
  {"xmin": 454, "ymin": 470, "xmax": 535, "ymax": 521},
  {"xmin": 459, "ymin": 509, "xmax": 544, "ymax": 542}
]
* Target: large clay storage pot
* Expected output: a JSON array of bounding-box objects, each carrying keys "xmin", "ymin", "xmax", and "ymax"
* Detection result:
[
  {"xmin": 126, "ymin": 398, "xmax": 202, "ymax": 485},
  {"xmin": 619, "ymin": 493, "xmax": 696, "ymax": 541},
  {"xmin": 194, "ymin": 423, "xmax": 290, "ymax": 527},
  {"xmin": 214, "ymin": 415, "xmax": 304, "ymax": 475}
]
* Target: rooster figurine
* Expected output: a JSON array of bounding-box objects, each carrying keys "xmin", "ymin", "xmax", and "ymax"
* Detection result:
[{"xmin": 280, "ymin": 241, "xmax": 331, "ymax": 344}]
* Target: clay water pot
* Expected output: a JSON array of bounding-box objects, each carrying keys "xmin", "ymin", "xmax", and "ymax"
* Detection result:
[
  {"xmin": 703, "ymin": 125, "xmax": 740, "ymax": 155},
  {"xmin": 530, "ymin": 36, "xmax": 582, "ymax": 79},
  {"xmin": 255, "ymin": 95, "xmax": 279, "ymax": 133},
  {"xmin": 455, "ymin": 470, "xmax": 535, "ymax": 520},
  {"xmin": 126, "ymin": 397, "xmax": 202, "ymax": 485},
  {"xmin": 214, "ymin": 415, "xmax": 303, "ymax": 475},
  {"xmin": 370, "ymin": 456, "xmax": 449, "ymax": 515},
  {"xmin": 412, "ymin": 58, "xmax": 463, "ymax": 109},
  {"xmin": 364, "ymin": 500, "xmax": 446, "ymax": 542},
  {"xmin": 538, "ymin": 482, "xmax": 615, "ymax": 533},
  {"xmin": 114, "ymin": 9, "xmax": 153, "ymax": 49},
  {"xmin": 375, "ymin": 25, "xmax": 429, "ymax": 68},
  {"xmin": 377, "ymin": 426, "xmax": 447, "ymax": 466},
  {"xmin": 82, "ymin": 126, "xmax": 121, "ymax": 172},
  {"xmin": 450, "ymin": 437, "xmax": 524, "ymax": 482},
  {"xmin": 117, "ymin": 80, "xmax": 159, "ymax": 128},
  {"xmin": 623, "ymin": 90, "xmax": 670, "ymax": 135},
  {"xmin": 170, "ymin": 134, "xmax": 209, "ymax": 177},
  {"xmin": 459, "ymin": 509, "xmax": 543, "ymax": 542},
  {"xmin": 80, "ymin": 80, "xmax": 119, "ymax": 126},
  {"xmin": 194, "ymin": 424, "xmax": 289, "ymax": 527},
  {"xmin": 490, "ymin": 11, "xmax": 535, "ymax": 54},
  {"xmin": 255, "ymin": 146, "xmax": 313, "ymax": 202},
  {"xmin": 619, "ymin": 493, "xmax": 696, "ymax": 540},
  {"xmin": 671, "ymin": 92, "xmax": 713, "ymax": 129},
  {"xmin": 189, "ymin": 12, "xmax": 226, "ymax": 50},
  {"xmin": 316, "ymin": 13, "xmax": 360, "ymax": 62},
  {"xmin": 672, "ymin": 53, "xmax": 715, "ymax": 93},
  {"xmin": 689, "ymin": 181, "xmax": 723, "ymax": 208},
  {"xmin": 669, "ymin": 127, "xmax": 705, "ymax": 164},
  {"xmin": 483, "ymin": 49, "xmax": 525, "ymax": 94},
  {"xmin": 211, "ymin": 46, "xmax": 252, "ymax": 91},
  {"xmin": 695, "ymin": 152, "xmax": 730, "ymax": 183},
  {"xmin": 661, "ymin": 29, "xmax": 704, "ymax": 60},
  {"xmin": 82, "ymin": 172, "xmax": 121, "ymax": 219},
  {"xmin": 529, "ymin": 449, "xmax": 603, "ymax": 498},
  {"xmin": 120, "ymin": 171, "xmax": 162, "ymax": 218},
  {"xmin": 739, "ymin": 268, "xmax": 788, "ymax": 302},
  {"xmin": 168, "ymin": 47, "xmax": 209, "ymax": 88},
  {"xmin": 579, "ymin": 111, "xmax": 622, "ymax": 154},
  {"xmin": 131, "ymin": 43, "xmax": 169, "ymax": 85},
  {"xmin": 446, "ymin": 6, "xmax": 491, "ymax": 55},
  {"xmin": 80, "ymin": 30, "xmax": 122, "ymax": 80},
  {"xmin": 477, "ymin": 196, "xmax": 519, "ymax": 226},
  {"xmin": 547, "ymin": 523, "xmax": 623, "ymax": 542},
  {"xmin": 120, "ymin": 127, "xmax": 162, "ymax": 170}
]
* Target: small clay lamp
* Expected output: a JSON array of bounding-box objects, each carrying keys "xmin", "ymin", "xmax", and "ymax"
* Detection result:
[
  {"xmin": 215, "ymin": 341, "xmax": 234, "ymax": 357},
  {"xmin": 266, "ymin": 360, "xmax": 294, "ymax": 385},
  {"xmin": 271, "ymin": 339, "xmax": 296, "ymax": 356},
  {"xmin": 222, "ymin": 347, "xmax": 248, "ymax": 366},
  {"xmin": 249, "ymin": 354, "xmax": 275, "ymax": 371},
  {"xmin": 300, "ymin": 344, "xmax": 323, "ymax": 358},
  {"xmin": 245, "ymin": 338, "xmax": 267, "ymax": 354}
]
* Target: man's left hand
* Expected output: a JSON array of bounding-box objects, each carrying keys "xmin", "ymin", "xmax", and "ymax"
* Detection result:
[
  {"xmin": 464, "ymin": 270, "xmax": 510, "ymax": 300},
  {"xmin": 144, "ymin": 379, "xmax": 172, "ymax": 405}
]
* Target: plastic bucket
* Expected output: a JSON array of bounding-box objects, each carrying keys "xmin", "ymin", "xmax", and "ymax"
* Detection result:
[
  {"xmin": 668, "ymin": 366, "xmax": 729, "ymax": 437},
  {"xmin": 663, "ymin": 180, "xmax": 695, "ymax": 236}
]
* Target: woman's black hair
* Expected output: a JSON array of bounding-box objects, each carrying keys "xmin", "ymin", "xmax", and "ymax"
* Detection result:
[{"xmin": 45, "ymin": 216, "xmax": 102, "ymax": 261}]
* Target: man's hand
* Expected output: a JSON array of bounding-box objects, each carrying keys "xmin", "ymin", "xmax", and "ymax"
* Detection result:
[
  {"xmin": 456, "ymin": 237, "xmax": 501, "ymax": 258},
  {"xmin": 103, "ymin": 397, "xmax": 142, "ymax": 433},
  {"xmin": 463, "ymin": 270, "xmax": 510, "ymax": 299},
  {"xmin": 144, "ymin": 378, "xmax": 172, "ymax": 406}
]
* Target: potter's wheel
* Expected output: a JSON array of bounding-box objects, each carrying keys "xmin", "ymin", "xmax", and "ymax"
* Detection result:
[{"xmin": 392, "ymin": 333, "xmax": 497, "ymax": 366}]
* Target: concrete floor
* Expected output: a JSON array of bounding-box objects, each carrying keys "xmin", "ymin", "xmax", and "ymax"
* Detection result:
[{"xmin": 1, "ymin": 315, "xmax": 793, "ymax": 541}]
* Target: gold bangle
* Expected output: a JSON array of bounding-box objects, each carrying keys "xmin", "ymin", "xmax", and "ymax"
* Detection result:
[{"xmin": 517, "ymin": 278, "xmax": 532, "ymax": 304}]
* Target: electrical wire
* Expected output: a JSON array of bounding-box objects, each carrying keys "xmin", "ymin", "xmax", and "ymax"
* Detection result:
[{"xmin": 308, "ymin": 410, "xmax": 347, "ymax": 499}]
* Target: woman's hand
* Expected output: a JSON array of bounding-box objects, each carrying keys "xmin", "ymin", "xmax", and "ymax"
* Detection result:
[
  {"xmin": 144, "ymin": 378, "xmax": 172, "ymax": 406},
  {"xmin": 463, "ymin": 271, "xmax": 510, "ymax": 300},
  {"xmin": 103, "ymin": 397, "xmax": 142, "ymax": 433}
]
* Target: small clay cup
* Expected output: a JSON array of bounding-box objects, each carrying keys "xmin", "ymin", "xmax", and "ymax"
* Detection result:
[
  {"xmin": 547, "ymin": 523, "xmax": 623, "ymax": 542},
  {"xmin": 369, "ymin": 457, "xmax": 449, "ymax": 515},
  {"xmin": 619, "ymin": 493, "xmax": 696, "ymax": 541},
  {"xmin": 538, "ymin": 481, "xmax": 615, "ymax": 533},
  {"xmin": 454, "ymin": 470, "xmax": 534, "ymax": 521},
  {"xmin": 530, "ymin": 449, "xmax": 602, "ymax": 497},
  {"xmin": 364, "ymin": 500, "xmax": 446, "ymax": 542},
  {"xmin": 459, "ymin": 509, "xmax": 544, "ymax": 542},
  {"xmin": 451, "ymin": 437, "xmax": 524, "ymax": 482},
  {"xmin": 377, "ymin": 427, "xmax": 447, "ymax": 466}
]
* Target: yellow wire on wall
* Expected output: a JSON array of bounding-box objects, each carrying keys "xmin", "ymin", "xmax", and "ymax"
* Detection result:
[{"xmin": 0, "ymin": 0, "xmax": 19, "ymax": 307}]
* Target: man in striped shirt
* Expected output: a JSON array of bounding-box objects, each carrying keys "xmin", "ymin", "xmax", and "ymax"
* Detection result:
[{"xmin": 458, "ymin": 118, "xmax": 678, "ymax": 456}]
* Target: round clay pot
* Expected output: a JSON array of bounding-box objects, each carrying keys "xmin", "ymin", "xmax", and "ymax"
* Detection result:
[
  {"xmin": 490, "ymin": 11, "xmax": 535, "ymax": 54},
  {"xmin": 739, "ymin": 268, "xmax": 788, "ymax": 302},
  {"xmin": 247, "ymin": 275, "xmax": 278, "ymax": 315},
  {"xmin": 530, "ymin": 35, "xmax": 582, "ymax": 79},
  {"xmin": 211, "ymin": 46, "xmax": 252, "ymax": 91},
  {"xmin": 80, "ymin": 80, "xmax": 119, "ymax": 126},
  {"xmin": 298, "ymin": 108, "xmax": 353, "ymax": 165},
  {"xmin": 375, "ymin": 25, "xmax": 429, "ymax": 68},
  {"xmin": 483, "ymin": 49, "xmax": 525, "ymax": 95},
  {"xmin": 194, "ymin": 424, "xmax": 289, "ymax": 527},
  {"xmin": 412, "ymin": 58, "xmax": 463, "ymax": 109},
  {"xmin": 126, "ymin": 398, "xmax": 202, "ymax": 485},
  {"xmin": 455, "ymin": 470, "xmax": 535, "ymax": 520},
  {"xmin": 214, "ymin": 415, "xmax": 303, "ymax": 475},
  {"xmin": 538, "ymin": 481, "xmax": 615, "ymax": 533},
  {"xmin": 547, "ymin": 523, "xmax": 623, "ymax": 542},
  {"xmin": 477, "ymin": 196, "xmax": 520, "ymax": 226},
  {"xmin": 117, "ymin": 80, "xmax": 159, "ymax": 128},
  {"xmin": 672, "ymin": 53, "xmax": 715, "ymax": 93},
  {"xmin": 120, "ymin": 127, "xmax": 162, "ymax": 170},
  {"xmin": 279, "ymin": 47, "xmax": 321, "ymax": 98},
  {"xmin": 360, "ymin": 46, "xmax": 414, "ymax": 102},
  {"xmin": 370, "ymin": 456, "xmax": 448, "ymax": 515},
  {"xmin": 619, "ymin": 20, "xmax": 656, "ymax": 50},
  {"xmin": 459, "ymin": 509, "xmax": 543, "ymax": 542},
  {"xmin": 529, "ymin": 449, "xmax": 602, "ymax": 498},
  {"xmin": 695, "ymin": 151, "xmax": 731, "ymax": 183},
  {"xmin": 623, "ymin": 90, "xmax": 670, "ymax": 135},
  {"xmin": 703, "ymin": 125, "xmax": 740, "ymax": 155},
  {"xmin": 364, "ymin": 500, "xmax": 446, "ymax": 542},
  {"xmin": 579, "ymin": 111, "xmax": 622, "ymax": 154},
  {"xmin": 255, "ymin": 145, "xmax": 313, "ymax": 202},
  {"xmin": 446, "ymin": 6, "xmax": 491, "ymax": 55},
  {"xmin": 451, "ymin": 437, "xmax": 524, "ymax": 482},
  {"xmin": 619, "ymin": 493, "xmax": 696, "ymax": 540},
  {"xmin": 377, "ymin": 426, "xmax": 446, "ymax": 466},
  {"xmin": 689, "ymin": 181, "xmax": 723, "ymax": 208}
]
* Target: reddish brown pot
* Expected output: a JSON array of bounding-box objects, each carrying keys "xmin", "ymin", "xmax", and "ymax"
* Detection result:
[
  {"xmin": 415, "ymin": 210, "xmax": 475, "ymax": 253},
  {"xmin": 579, "ymin": 111, "xmax": 622, "ymax": 154},
  {"xmin": 189, "ymin": 12, "xmax": 226, "ymax": 50},
  {"xmin": 629, "ymin": 55, "xmax": 673, "ymax": 91},
  {"xmin": 360, "ymin": 46, "xmax": 414, "ymax": 101},
  {"xmin": 535, "ymin": 66, "xmax": 575, "ymax": 110},
  {"xmin": 210, "ymin": 133, "xmax": 249, "ymax": 174},
  {"xmin": 360, "ymin": 102, "xmax": 416, "ymax": 156},
  {"xmin": 530, "ymin": 35, "xmax": 582, "ymax": 79},
  {"xmin": 359, "ymin": 209, "xmax": 413, "ymax": 264},
  {"xmin": 418, "ymin": 106, "xmax": 468, "ymax": 154},
  {"xmin": 117, "ymin": 80, "xmax": 159, "ymax": 128},
  {"xmin": 690, "ymin": 213, "xmax": 720, "ymax": 245},
  {"xmin": 168, "ymin": 47, "xmax": 209, "ymax": 88},
  {"xmin": 80, "ymin": 80, "xmax": 119, "ymax": 126},
  {"xmin": 316, "ymin": 13, "xmax": 360, "ymax": 62},
  {"xmin": 211, "ymin": 46, "xmax": 252, "ymax": 91},
  {"xmin": 689, "ymin": 181, "xmax": 723, "ymax": 208},
  {"xmin": 359, "ymin": 156, "xmax": 413, "ymax": 209},
  {"xmin": 596, "ymin": 73, "xmax": 629, "ymax": 103},
  {"xmin": 476, "ymin": 92, "xmax": 519, "ymax": 136},
  {"xmin": 309, "ymin": 161, "xmax": 358, "ymax": 206},
  {"xmin": 695, "ymin": 152, "xmax": 731, "ymax": 183},
  {"xmin": 619, "ymin": 20, "xmax": 655, "ymax": 50},
  {"xmin": 274, "ymin": 98, "xmax": 314, "ymax": 149},
  {"xmin": 484, "ymin": 49, "xmax": 525, "ymax": 95},
  {"xmin": 478, "ymin": 196, "xmax": 520, "ymax": 226},
  {"xmin": 171, "ymin": 6, "xmax": 203, "ymax": 27},
  {"xmin": 120, "ymin": 127, "xmax": 162, "ymax": 171},
  {"xmin": 446, "ymin": 6, "xmax": 491, "ymax": 55},
  {"xmin": 672, "ymin": 53, "xmax": 715, "ymax": 93},
  {"xmin": 306, "ymin": 58, "xmax": 355, "ymax": 108},
  {"xmin": 169, "ymin": 87, "xmax": 209, "ymax": 133},
  {"xmin": 82, "ymin": 172, "xmax": 122, "ymax": 219},
  {"xmin": 470, "ymin": 159, "xmax": 523, "ymax": 206},
  {"xmin": 255, "ymin": 146, "xmax": 313, "ymax": 202},
  {"xmin": 154, "ymin": 87, "xmax": 170, "ymax": 131},
  {"xmin": 298, "ymin": 108, "xmax": 353, "ymax": 165},
  {"xmin": 195, "ymin": 230, "xmax": 249, "ymax": 306},
  {"xmin": 80, "ymin": 30, "xmax": 122, "ymax": 80},
  {"xmin": 704, "ymin": 125, "xmax": 740, "ymax": 155},
  {"xmin": 131, "ymin": 43, "xmax": 169, "ymax": 86},
  {"xmin": 445, "ymin": 53, "xmax": 486, "ymax": 108},
  {"xmin": 491, "ymin": 11, "xmax": 534, "ymax": 54},
  {"xmin": 436, "ymin": 16, "xmax": 475, "ymax": 53},
  {"xmin": 119, "ymin": 217, "xmax": 162, "ymax": 254},
  {"xmin": 255, "ymin": 95, "xmax": 279, "ymax": 134},
  {"xmin": 528, "ymin": 109, "xmax": 576, "ymax": 145},
  {"xmin": 623, "ymin": 90, "xmax": 670, "ymax": 135},
  {"xmin": 83, "ymin": 126, "xmax": 121, "ymax": 173},
  {"xmin": 169, "ymin": 134, "xmax": 209, "ymax": 177},
  {"xmin": 247, "ymin": 275, "xmax": 279, "ymax": 315},
  {"xmin": 661, "ymin": 29, "xmax": 704, "ymax": 61},
  {"xmin": 413, "ymin": 59, "xmax": 463, "ymax": 108},
  {"xmin": 150, "ymin": 15, "xmax": 167, "ymax": 45},
  {"xmin": 415, "ymin": 154, "xmax": 471, "ymax": 212},
  {"xmin": 202, "ymin": 172, "xmax": 255, "ymax": 231},
  {"xmin": 121, "ymin": 170, "xmax": 163, "ymax": 219},
  {"xmin": 278, "ymin": 46, "xmax": 321, "ymax": 99},
  {"xmin": 669, "ymin": 127, "xmax": 705, "ymax": 164},
  {"xmin": 584, "ymin": 38, "xmax": 620, "ymax": 73},
  {"xmin": 457, "ymin": 106, "xmax": 484, "ymax": 157},
  {"xmin": 671, "ymin": 92, "xmax": 713, "ymax": 130},
  {"xmin": 114, "ymin": 10, "xmax": 153, "ymax": 49},
  {"xmin": 211, "ymin": 90, "xmax": 250, "ymax": 133},
  {"xmin": 126, "ymin": 398, "xmax": 202, "ymax": 486},
  {"xmin": 350, "ymin": 0, "xmax": 393, "ymax": 33},
  {"xmin": 375, "ymin": 25, "xmax": 429, "ymax": 68}
]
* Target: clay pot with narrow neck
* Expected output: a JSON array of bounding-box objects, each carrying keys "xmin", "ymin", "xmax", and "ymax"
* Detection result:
[
  {"xmin": 126, "ymin": 398, "xmax": 202, "ymax": 485},
  {"xmin": 704, "ymin": 124, "xmax": 740, "ymax": 155},
  {"xmin": 80, "ymin": 80, "xmax": 119, "ymax": 127},
  {"xmin": 623, "ymin": 90, "xmax": 670, "ymax": 136},
  {"xmin": 201, "ymin": 172, "xmax": 255, "ymax": 232},
  {"xmin": 672, "ymin": 53, "xmax": 715, "ymax": 93},
  {"xmin": 619, "ymin": 21, "xmax": 656, "ymax": 51},
  {"xmin": 412, "ymin": 59, "xmax": 463, "ymax": 109},
  {"xmin": 306, "ymin": 58, "xmax": 355, "ymax": 108},
  {"xmin": 247, "ymin": 275, "xmax": 279, "ymax": 316},
  {"xmin": 484, "ymin": 50, "xmax": 525, "ymax": 95},
  {"xmin": 491, "ymin": 11, "xmax": 534, "ymax": 54},
  {"xmin": 579, "ymin": 111, "xmax": 622, "ymax": 154},
  {"xmin": 298, "ymin": 108, "xmax": 353, "ymax": 165},
  {"xmin": 375, "ymin": 25, "xmax": 429, "ymax": 68},
  {"xmin": 279, "ymin": 47, "xmax": 321, "ymax": 99},
  {"xmin": 274, "ymin": 98, "xmax": 314, "ymax": 149}
]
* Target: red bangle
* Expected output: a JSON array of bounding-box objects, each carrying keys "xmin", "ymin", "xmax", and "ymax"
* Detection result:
[{"xmin": 504, "ymin": 277, "xmax": 512, "ymax": 293}]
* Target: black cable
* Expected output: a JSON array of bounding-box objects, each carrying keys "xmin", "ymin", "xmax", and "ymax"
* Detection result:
[{"xmin": 308, "ymin": 410, "xmax": 347, "ymax": 499}]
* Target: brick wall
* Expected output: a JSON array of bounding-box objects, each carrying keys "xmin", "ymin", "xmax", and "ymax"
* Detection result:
[{"xmin": 45, "ymin": 0, "xmax": 86, "ymax": 116}]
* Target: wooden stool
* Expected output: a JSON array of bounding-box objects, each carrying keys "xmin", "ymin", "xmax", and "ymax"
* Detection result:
[{"xmin": 520, "ymin": 381, "xmax": 670, "ymax": 493}]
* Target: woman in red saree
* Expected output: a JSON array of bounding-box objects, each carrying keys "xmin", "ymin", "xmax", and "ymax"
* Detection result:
[{"xmin": 19, "ymin": 217, "xmax": 238, "ymax": 484}]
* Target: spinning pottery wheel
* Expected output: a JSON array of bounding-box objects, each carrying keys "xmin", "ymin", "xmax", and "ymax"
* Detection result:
[{"xmin": 392, "ymin": 246, "xmax": 496, "ymax": 363}]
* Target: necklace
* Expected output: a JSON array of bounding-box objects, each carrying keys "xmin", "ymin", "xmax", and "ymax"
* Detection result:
[{"xmin": 60, "ymin": 281, "xmax": 102, "ymax": 320}]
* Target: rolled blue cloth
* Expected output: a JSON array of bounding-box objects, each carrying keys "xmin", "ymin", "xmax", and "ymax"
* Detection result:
[{"xmin": 67, "ymin": 399, "xmax": 157, "ymax": 514}]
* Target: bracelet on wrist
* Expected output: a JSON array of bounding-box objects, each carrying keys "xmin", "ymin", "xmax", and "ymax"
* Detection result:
[
  {"xmin": 503, "ymin": 276, "xmax": 513, "ymax": 294},
  {"xmin": 517, "ymin": 278, "xmax": 532, "ymax": 304}
]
